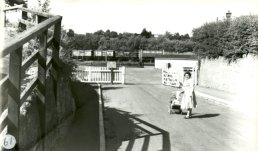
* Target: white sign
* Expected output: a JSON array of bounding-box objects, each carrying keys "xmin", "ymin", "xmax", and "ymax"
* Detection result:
[
  {"xmin": 107, "ymin": 61, "xmax": 117, "ymax": 69},
  {"xmin": 2, "ymin": 134, "xmax": 16, "ymax": 149},
  {"xmin": 162, "ymin": 69, "xmax": 180, "ymax": 87}
]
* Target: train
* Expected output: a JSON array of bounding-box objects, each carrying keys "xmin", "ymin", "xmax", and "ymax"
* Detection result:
[
  {"xmin": 72, "ymin": 50, "xmax": 139, "ymax": 61},
  {"xmin": 71, "ymin": 49, "xmax": 171, "ymax": 62}
]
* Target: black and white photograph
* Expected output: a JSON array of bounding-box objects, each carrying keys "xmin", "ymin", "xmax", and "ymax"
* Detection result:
[{"xmin": 0, "ymin": 0, "xmax": 258, "ymax": 150}]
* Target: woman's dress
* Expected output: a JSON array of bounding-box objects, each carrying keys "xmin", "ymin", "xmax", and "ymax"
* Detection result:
[{"xmin": 180, "ymin": 79, "xmax": 197, "ymax": 110}]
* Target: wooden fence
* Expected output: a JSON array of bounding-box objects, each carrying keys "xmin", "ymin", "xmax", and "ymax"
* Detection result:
[
  {"xmin": 0, "ymin": 6, "xmax": 62, "ymax": 150},
  {"xmin": 74, "ymin": 66, "xmax": 125, "ymax": 84}
]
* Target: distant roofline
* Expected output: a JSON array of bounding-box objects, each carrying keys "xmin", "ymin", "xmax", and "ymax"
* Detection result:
[
  {"xmin": 155, "ymin": 58, "xmax": 198, "ymax": 60},
  {"xmin": 155, "ymin": 54, "xmax": 198, "ymax": 60}
]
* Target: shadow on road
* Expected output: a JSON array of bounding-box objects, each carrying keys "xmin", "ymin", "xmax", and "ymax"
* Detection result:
[
  {"xmin": 101, "ymin": 86, "xmax": 124, "ymax": 91},
  {"xmin": 125, "ymin": 83, "xmax": 136, "ymax": 85},
  {"xmin": 71, "ymin": 81, "xmax": 99, "ymax": 108},
  {"xmin": 104, "ymin": 108, "xmax": 171, "ymax": 151},
  {"xmin": 191, "ymin": 113, "xmax": 220, "ymax": 118}
]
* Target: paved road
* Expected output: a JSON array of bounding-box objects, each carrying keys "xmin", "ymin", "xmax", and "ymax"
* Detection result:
[{"xmin": 102, "ymin": 67, "xmax": 257, "ymax": 151}]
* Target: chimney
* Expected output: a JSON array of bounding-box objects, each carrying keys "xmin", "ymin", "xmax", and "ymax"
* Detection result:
[{"xmin": 226, "ymin": 10, "xmax": 232, "ymax": 21}]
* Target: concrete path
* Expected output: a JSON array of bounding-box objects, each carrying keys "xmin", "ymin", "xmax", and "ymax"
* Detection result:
[
  {"xmin": 53, "ymin": 82, "xmax": 100, "ymax": 151},
  {"xmin": 103, "ymin": 67, "xmax": 258, "ymax": 151}
]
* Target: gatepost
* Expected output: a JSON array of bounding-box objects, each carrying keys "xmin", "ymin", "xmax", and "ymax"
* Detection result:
[{"xmin": 107, "ymin": 61, "xmax": 117, "ymax": 84}]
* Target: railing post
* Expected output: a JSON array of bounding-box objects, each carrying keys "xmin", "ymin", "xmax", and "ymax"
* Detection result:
[
  {"xmin": 110, "ymin": 68, "xmax": 114, "ymax": 85},
  {"xmin": 19, "ymin": 3, "xmax": 28, "ymax": 31},
  {"xmin": 4, "ymin": 10, "xmax": 6, "ymax": 27},
  {"xmin": 7, "ymin": 47, "xmax": 22, "ymax": 150},
  {"xmin": 51, "ymin": 18, "xmax": 61, "ymax": 101},
  {"xmin": 52, "ymin": 19, "xmax": 61, "ymax": 65},
  {"xmin": 37, "ymin": 29, "xmax": 47, "ymax": 137},
  {"xmin": 38, "ymin": 15, "xmax": 47, "ymax": 23}
]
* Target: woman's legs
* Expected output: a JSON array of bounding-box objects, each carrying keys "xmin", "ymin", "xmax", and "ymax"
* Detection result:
[
  {"xmin": 185, "ymin": 108, "xmax": 192, "ymax": 118},
  {"xmin": 189, "ymin": 108, "xmax": 192, "ymax": 117}
]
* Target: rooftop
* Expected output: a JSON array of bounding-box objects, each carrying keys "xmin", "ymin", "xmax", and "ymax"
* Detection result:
[{"xmin": 155, "ymin": 53, "xmax": 198, "ymax": 60}]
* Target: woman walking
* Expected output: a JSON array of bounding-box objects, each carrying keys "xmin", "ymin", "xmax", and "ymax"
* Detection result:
[{"xmin": 180, "ymin": 72, "xmax": 197, "ymax": 119}]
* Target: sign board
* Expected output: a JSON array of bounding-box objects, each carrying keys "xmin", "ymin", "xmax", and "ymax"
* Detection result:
[
  {"xmin": 107, "ymin": 61, "xmax": 117, "ymax": 69},
  {"xmin": 162, "ymin": 69, "xmax": 181, "ymax": 87}
]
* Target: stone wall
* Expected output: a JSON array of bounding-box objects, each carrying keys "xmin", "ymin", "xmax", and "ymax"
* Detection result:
[{"xmin": 198, "ymin": 54, "xmax": 258, "ymax": 107}]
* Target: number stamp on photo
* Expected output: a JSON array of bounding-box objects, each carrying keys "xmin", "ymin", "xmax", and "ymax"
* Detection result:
[{"xmin": 1, "ymin": 134, "xmax": 16, "ymax": 149}]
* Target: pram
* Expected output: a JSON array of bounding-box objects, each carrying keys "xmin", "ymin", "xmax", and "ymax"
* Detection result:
[{"xmin": 168, "ymin": 91, "xmax": 183, "ymax": 114}]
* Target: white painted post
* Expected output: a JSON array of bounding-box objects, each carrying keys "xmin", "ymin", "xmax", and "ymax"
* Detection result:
[
  {"xmin": 162, "ymin": 69, "xmax": 164, "ymax": 84},
  {"xmin": 88, "ymin": 66, "xmax": 91, "ymax": 82},
  {"xmin": 121, "ymin": 66, "xmax": 125, "ymax": 84},
  {"xmin": 194, "ymin": 66, "xmax": 198, "ymax": 85}
]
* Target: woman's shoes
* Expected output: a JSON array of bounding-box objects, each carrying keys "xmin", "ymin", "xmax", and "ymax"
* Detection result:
[{"xmin": 184, "ymin": 115, "xmax": 191, "ymax": 119}]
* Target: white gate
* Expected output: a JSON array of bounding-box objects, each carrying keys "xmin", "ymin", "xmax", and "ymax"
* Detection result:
[{"xmin": 74, "ymin": 66, "xmax": 125, "ymax": 84}]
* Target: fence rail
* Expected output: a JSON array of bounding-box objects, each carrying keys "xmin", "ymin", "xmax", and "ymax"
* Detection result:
[
  {"xmin": 75, "ymin": 66, "xmax": 125, "ymax": 84},
  {"xmin": 0, "ymin": 6, "xmax": 62, "ymax": 150}
]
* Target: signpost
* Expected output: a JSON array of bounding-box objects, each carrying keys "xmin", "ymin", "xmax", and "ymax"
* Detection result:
[{"xmin": 107, "ymin": 61, "xmax": 117, "ymax": 84}]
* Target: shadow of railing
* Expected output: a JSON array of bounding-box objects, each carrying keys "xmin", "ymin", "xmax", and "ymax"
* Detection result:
[{"xmin": 104, "ymin": 108, "xmax": 171, "ymax": 151}]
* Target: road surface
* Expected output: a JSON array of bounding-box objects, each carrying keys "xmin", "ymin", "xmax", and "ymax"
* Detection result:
[{"xmin": 102, "ymin": 67, "xmax": 257, "ymax": 151}]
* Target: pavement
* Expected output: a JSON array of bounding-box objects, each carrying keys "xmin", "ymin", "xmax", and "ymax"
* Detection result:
[
  {"xmin": 195, "ymin": 86, "xmax": 237, "ymax": 107},
  {"xmin": 195, "ymin": 85, "xmax": 258, "ymax": 118},
  {"xmin": 53, "ymin": 82, "xmax": 100, "ymax": 151}
]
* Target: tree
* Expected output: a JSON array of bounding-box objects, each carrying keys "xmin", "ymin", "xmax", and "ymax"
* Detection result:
[
  {"xmin": 110, "ymin": 31, "xmax": 118, "ymax": 38},
  {"xmin": 192, "ymin": 15, "xmax": 258, "ymax": 59},
  {"xmin": 94, "ymin": 30, "xmax": 105, "ymax": 36},
  {"xmin": 98, "ymin": 37, "xmax": 110, "ymax": 50},
  {"xmin": 5, "ymin": 0, "xmax": 25, "ymax": 6},
  {"xmin": 140, "ymin": 28, "xmax": 152, "ymax": 38},
  {"xmin": 192, "ymin": 20, "xmax": 229, "ymax": 58},
  {"xmin": 37, "ymin": 0, "xmax": 51, "ymax": 12},
  {"xmin": 67, "ymin": 29, "xmax": 75, "ymax": 37},
  {"xmin": 224, "ymin": 15, "xmax": 258, "ymax": 58},
  {"xmin": 165, "ymin": 32, "xmax": 190, "ymax": 41}
]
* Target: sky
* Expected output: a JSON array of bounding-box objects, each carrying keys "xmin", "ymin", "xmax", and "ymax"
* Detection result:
[{"xmin": 38, "ymin": 0, "xmax": 258, "ymax": 35}]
